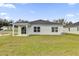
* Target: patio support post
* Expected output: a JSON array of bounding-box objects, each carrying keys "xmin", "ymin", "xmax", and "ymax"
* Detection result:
[
  {"xmin": 18, "ymin": 26, "xmax": 21, "ymax": 36},
  {"xmin": 12, "ymin": 24, "xmax": 14, "ymax": 36},
  {"xmin": 26, "ymin": 25, "xmax": 29, "ymax": 36}
]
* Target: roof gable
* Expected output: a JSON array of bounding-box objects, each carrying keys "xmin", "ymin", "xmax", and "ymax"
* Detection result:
[
  {"xmin": 14, "ymin": 19, "xmax": 62, "ymax": 25},
  {"xmin": 30, "ymin": 20, "xmax": 62, "ymax": 25}
]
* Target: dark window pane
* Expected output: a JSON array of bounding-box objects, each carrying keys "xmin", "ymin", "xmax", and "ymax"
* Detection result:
[
  {"xmin": 55, "ymin": 30, "xmax": 58, "ymax": 32},
  {"xmin": 52, "ymin": 27, "xmax": 54, "ymax": 29},
  {"xmin": 38, "ymin": 29, "xmax": 40, "ymax": 32},
  {"xmin": 34, "ymin": 29, "xmax": 36, "ymax": 32},
  {"xmin": 52, "ymin": 29, "xmax": 54, "ymax": 32},
  {"xmin": 34, "ymin": 27, "xmax": 36, "ymax": 29},
  {"xmin": 52, "ymin": 27, "xmax": 54, "ymax": 32},
  {"xmin": 38, "ymin": 27, "xmax": 40, "ymax": 29}
]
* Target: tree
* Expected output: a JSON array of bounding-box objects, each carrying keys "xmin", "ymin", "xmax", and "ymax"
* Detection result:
[
  {"xmin": 16, "ymin": 19, "xmax": 28, "ymax": 23},
  {"xmin": 0, "ymin": 18, "xmax": 13, "ymax": 27},
  {"xmin": 53, "ymin": 19, "xmax": 66, "ymax": 25},
  {"xmin": 8, "ymin": 20, "xmax": 13, "ymax": 26},
  {"xmin": 68, "ymin": 21, "xmax": 73, "ymax": 25},
  {"xmin": 0, "ymin": 18, "xmax": 4, "ymax": 27}
]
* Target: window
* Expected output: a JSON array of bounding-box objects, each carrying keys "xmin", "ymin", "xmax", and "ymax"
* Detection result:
[
  {"xmin": 52, "ymin": 27, "xmax": 58, "ymax": 32},
  {"xmin": 77, "ymin": 27, "xmax": 79, "ymax": 31},
  {"xmin": 34, "ymin": 27, "xmax": 40, "ymax": 32},
  {"xmin": 68, "ymin": 28, "xmax": 70, "ymax": 31}
]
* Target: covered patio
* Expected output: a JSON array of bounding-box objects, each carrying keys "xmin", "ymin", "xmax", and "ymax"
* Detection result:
[{"xmin": 12, "ymin": 23, "xmax": 29, "ymax": 36}]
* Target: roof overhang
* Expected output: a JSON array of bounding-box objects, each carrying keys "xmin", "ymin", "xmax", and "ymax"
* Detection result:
[{"xmin": 13, "ymin": 23, "xmax": 29, "ymax": 26}]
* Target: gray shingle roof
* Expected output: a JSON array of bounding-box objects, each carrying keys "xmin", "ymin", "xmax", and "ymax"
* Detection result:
[
  {"xmin": 74, "ymin": 22, "xmax": 79, "ymax": 26},
  {"xmin": 30, "ymin": 20, "xmax": 62, "ymax": 25},
  {"xmin": 16, "ymin": 21, "xmax": 29, "ymax": 23},
  {"xmin": 64, "ymin": 22, "xmax": 79, "ymax": 27},
  {"xmin": 14, "ymin": 20, "xmax": 62, "ymax": 25}
]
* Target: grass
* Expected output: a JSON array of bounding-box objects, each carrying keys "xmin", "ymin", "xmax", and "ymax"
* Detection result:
[{"xmin": 0, "ymin": 34, "xmax": 79, "ymax": 56}]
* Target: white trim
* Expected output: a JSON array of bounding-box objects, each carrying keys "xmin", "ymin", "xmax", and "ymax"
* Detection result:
[
  {"xmin": 12, "ymin": 24, "xmax": 14, "ymax": 36},
  {"xmin": 18, "ymin": 26, "xmax": 21, "ymax": 35}
]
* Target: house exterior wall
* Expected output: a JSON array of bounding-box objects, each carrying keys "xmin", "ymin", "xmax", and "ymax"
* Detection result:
[
  {"xmin": 64, "ymin": 26, "xmax": 79, "ymax": 34},
  {"xmin": 28, "ymin": 24, "xmax": 63, "ymax": 35},
  {"xmin": 13, "ymin": 23, "xmax": 79, "ymax": 36}
]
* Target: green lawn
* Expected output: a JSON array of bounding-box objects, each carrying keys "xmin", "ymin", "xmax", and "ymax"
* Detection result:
[{"xmin": 0, "ymin": 34, "xmax": 79, "ymax": 56}]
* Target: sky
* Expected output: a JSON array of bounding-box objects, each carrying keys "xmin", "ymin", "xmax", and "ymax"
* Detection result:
[{"xmin": 0, "ymin": 3, "xmax": 79, "ymax": 22}]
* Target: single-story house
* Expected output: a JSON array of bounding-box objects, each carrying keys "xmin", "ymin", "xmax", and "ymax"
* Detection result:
[
  {"xmin": 64, "ymin": 22, "xmax": 79, "ymax": 34},
  {"xmin": 12, "ymin": 20, "xmax": 64, "ymax": 36}
]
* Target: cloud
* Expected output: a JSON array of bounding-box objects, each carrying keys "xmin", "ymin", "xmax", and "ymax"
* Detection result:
[
  {"xmin": 66, "ymin": 14, "xmax": 75, "ymax": 17},
  {"xmin": 29, "ymin": 10, "xmax": 35, "ymax": 14},
  {"xmin": 0, "ymin": 3, "xmax": 16, "ymax": 8},
  {"xmin": 67, "ymin": 3, "xmax": 77, "ymax": 7},
  {"xmin": 68, "ymin": 3, "xmax": 77, "ymax": 6},
  {"xmin": 76, "ymin": 13, "xmax": 79, "ymax": 15},
  {"xmin": 0, "ymin": 12, "xmax": 10, "ymax": 20},
  {"xmin": 21, "ymin": 3, "xmax": 28, "ymax": 5},
  {"xmin": 65, "ymin": 14, "xmax": 77, "ymax": 22},
  {"xmin": 4, "ymin": 16, "xmax": 10, "ymax": 19},
  {"xmin": 0, "ymin": 12, "xmax": 7, "ymax": 16}
]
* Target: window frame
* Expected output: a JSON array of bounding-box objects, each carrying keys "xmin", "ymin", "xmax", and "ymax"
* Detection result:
[
  {"xmin": 52, "ymin": 27, "xmax": 58, "ymax": 32},
  {"xmin": 34, "ymin": 26, "xmax": 40, "ymax": 32},
  {"xmin": 68, "ymin": 28, "xmax": 70, "ymax": 31}
]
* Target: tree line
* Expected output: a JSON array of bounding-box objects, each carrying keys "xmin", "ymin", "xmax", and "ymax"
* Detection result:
[
  {"xmin": 0, "ymin": 18, "xmax": 73, "ymax": 27},
  {"xmin": 0, "ymin": 18, "xmax": 13, "ymax": 27}
]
